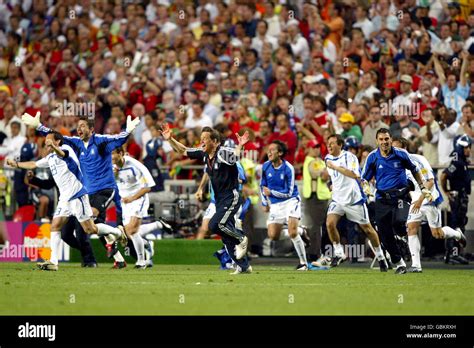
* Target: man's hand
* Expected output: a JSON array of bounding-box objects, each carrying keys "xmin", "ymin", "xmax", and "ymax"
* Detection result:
[
  {"xmin": 361, "ymin": 180, "xmax": 373, "ymax": 197},
  {"xmin": 126, "ymin": 115, "xmax": 140, "ymax": 133},
  {"xmin": 122, "ymin": 196, "xmax": 135, "ymax": 204},
  {"xmin": 262, "ymin": 186, "xmax": 271, "ymax": 197},
  {"xmin": 262, "ymin": 205, "xmax": 270, "ymax": 213},
  {"xmin": 22, "ymin": 111, "xmax": 41, "ymax": 128},
  {"xmin": 236, "ymin": 131, "xmax": 250, "ymax": 147},
  {"xmin": 160, "ymin": 122, "xmax": 172, "ymax": 140},
  {"xmin": 6, "ymin": 159, "xmax": 17, "ymax": 167},
  {"xmin": 45, "ymin": 138, "xmax": 53, "ymax": 148},
  {"xmin": 421, "ymin": 187, "xmax": 433, "ymax": 202},
  {"xmin": 195, "ymin": 189, "xmax": 204, "ymax": 201}
]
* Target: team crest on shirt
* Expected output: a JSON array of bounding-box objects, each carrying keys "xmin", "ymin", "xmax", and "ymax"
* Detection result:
[
  {"xmin": 91, "ymin": 149, "xmax": 95, "ymax": 155},
  {"xmin": 268, "ymin": 173, "xmax": 272, "ymax": 177},
  {"xmin": 280, "ymin": 174, "xmax": 284, "ymax": 180},
  {"xmin": 393, "ymin": 162, "xmax": 400, "ymax": 168}
]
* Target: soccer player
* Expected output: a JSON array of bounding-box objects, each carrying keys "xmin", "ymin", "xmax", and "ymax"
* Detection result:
[
  {"xmin": 112, "ymin": 147, "xmax": 157, "ymax": 269},
  {"xmin": 7, "ymin": 132, "xmax": 126, "ymax": 271},
  {"xmin": 324, "ymin": 134, "xmax": 388, "ymax": 271},
  {"xmin": 161, "ymin": 124, "xmax": 251, "ymax": 274},
  {"xmin": 260, "ymin": 140, "xmax": 309, "ymax": 271},
  {"xmin": 361, "ymin": 128, "xmax": 431, "ymax": 274},
  {"xmin": 22, "ymin": 112, "xmax": 139, "ymax": 268},
  {"xmin": 392, "ymin": 137, "xmax": 467, "ymax": 272}
]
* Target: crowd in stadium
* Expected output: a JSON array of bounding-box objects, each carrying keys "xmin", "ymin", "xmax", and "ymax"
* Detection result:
[{"xmin": 0, "ymin": 1, "xmax": 473, "ymax": 255}]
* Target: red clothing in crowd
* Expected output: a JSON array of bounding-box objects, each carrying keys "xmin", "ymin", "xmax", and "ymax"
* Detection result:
[{"xmin": 269, "ymin": 129, "xmax": 298, "ymax": 163}]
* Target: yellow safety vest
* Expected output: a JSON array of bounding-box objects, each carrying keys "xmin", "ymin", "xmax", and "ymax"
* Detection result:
[{"xmin": 302, "ymin": 156, "xmax": 332, "ymax": 200}]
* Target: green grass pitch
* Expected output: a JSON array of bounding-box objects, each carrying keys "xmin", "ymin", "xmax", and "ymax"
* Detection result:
[{"xmin": 1, "ymin": 262, "xmax": 473, "ymax": 315}]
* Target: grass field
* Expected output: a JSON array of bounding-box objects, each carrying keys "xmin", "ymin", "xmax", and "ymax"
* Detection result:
[{"xmin": 1, "ymin": 262, "xmax": 473, "ymax": 315}]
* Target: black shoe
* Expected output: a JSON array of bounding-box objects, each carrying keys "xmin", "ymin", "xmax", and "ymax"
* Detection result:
[
  {"xmin": 157, "ymin": 218, "xmax": 173, "ymax": 234},
  {"xmin": 300, "ymin": 225, "xmax": 311, "ymax": 248},
  {"xmin": 82, "ymin": 262, "xmax": 98, "ymax": 268},
  {"xmin": 408, "ymin": 266, "xmax": 422, "ymax": 273},
  {"xmin": 330, "ymin": 255, "xmax": 346, "ymax": 267},
  {"xmin": 395, "ymin": 266, "xmax": 407, "ymax": 274},
  {"xmin": 378, "ymin": 259, "xmax": 388, "ymax": 272},
  {"xmin": 449, "ymin": 255, "xmax": 469, "ymax": 265}
]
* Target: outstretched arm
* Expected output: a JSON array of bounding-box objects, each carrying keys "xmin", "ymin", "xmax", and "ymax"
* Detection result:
[
  {"xmin": 160, "ymin": 123, "xmax": 191, "ymax": 155},
  {"xmin": 6, "ymin": 158, "xmax": 38, "ymax": 170}
]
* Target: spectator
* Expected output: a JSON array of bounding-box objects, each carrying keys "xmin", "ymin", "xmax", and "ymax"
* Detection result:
[
  {"xmin": 251, "ymin": 19, "xmax": 278, "ymax": 55},
  {"xmin": 339, "ymin": 113, "xmax": 362, "ymax": 142},
  {"xmin": 438, "ymin": 108, "xmax": 461, "ymax": 166},
  {"xmin": 0, "ymin": 120, "xmax": 26, "ymax": 160},
  {"xmin": 362, "ymin": 105, "xmax": 389, "ymax": 148},
  {"xmin": 415, "ymin": 108, "xmax": 440, "ymax": 167},
  {"xmin": 241, "ymin": 49, "xmax": 265, "ymax": 89},
  {"xmin": 269, "ymin": 113, "xmax": 297, "ymax": 163},
  {"xmin": 184, "ymin": 100, "xmax": 213, "ymax": 130}
]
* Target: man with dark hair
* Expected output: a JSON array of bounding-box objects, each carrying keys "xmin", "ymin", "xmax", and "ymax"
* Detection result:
[
  {"xmin": 361, "ymin": 128, "xmax": 431, "ymax": 274},
  {"xmin": 21, "ymin": 112, "xmax": 140, "ymax": 268},
  {"xmin": 161, "ymin": 124, "xmax": 252, "ymax": 274},
  {"xmin": 261, "ymin": 140, "xmax": 311, "ymax": 270},
  {"xmin": 325, "ymin": 134, "xmax": 388, "ymax": 270}
]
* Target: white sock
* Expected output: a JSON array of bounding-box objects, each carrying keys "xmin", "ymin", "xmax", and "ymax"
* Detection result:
[
  {"xmin": 374, "ymin": 246, "xmax": 385, "ymax": 261},
  {"xmin": 333, "ymin": 243, "xmax": 344, "ymax": 257},
  {"xmin": 139, "ymin": 221, "xmax": 161, "ymax": 237},
  {"xmin": 131, "ymin": 233, "xmax": 145, "ymax": 264},
  {"xmin": 113, "ymin": 251, "xmax": 125, "ymax": 262},
  {"xmin": 441, "ymin": 226, "xmax": 462, "ymax": 240},
  {"xmin": 395, "ymin": 258, "xmax": 406, "ymax": 268},
  {"xmin": 49, "ymin": 231, "xmax": 61, "ymax": 265},
  {"xmin": 408, "ymin": 235, "xmax": 421, "ymax": 268},
  {"xmin": 96, "ymin": 223, "xmax": 121, "ymax": 238},
  {"xmin": 291, "ymin": 235, "xmax": 308, "ymax": 265},
  {"xmin": 279, "ymin": 228, "xmax": 290, "ymax": 240},
  {"xmin": 104, "ymin": 234, "xmax": 116, "ymax": 244}
]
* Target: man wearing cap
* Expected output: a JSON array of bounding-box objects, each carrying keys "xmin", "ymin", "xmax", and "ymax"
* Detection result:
[
  {"xmin": 302, "ymin": 139, "xmax": 331, "ymax": 262},
  {"xmin": 339, "ymin": 112, "xmax": 362, "ymax": 142},
  {"xmin": 392, "ymin": 75, "xmax": 417, "ymax": 113}
]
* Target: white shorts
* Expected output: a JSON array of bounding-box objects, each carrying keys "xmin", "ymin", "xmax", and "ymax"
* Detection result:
[
  {"xmin": 407, "ymin": 204, "xmax": 442, "ymax": 228},
  {"xmin": 54, "ymin": 195, "xmax": 93, "ymax": 223},
  {"xmin": 203, "ymin": 202, "xmax": 216, "ymax": 220},
  {"xmin": 122, "ymin": 195, "xmax": 149, "ymax": 225},
  {"xmin": 327, "ymin": 201, "xmax": 370, "ymax": 225},
  {"xmin": 266, "ymin": 197, "xmax": 301, "ymax": 226}
]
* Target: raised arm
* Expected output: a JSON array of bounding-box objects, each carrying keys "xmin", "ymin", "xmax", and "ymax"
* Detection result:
[
  {"xmin": 160, "ymin": 123, "xmax": 191, "ymax": 155},
  {"xmin": 432, "ymin": 54, "xmax": 446, "ymax": 86},
  {"xmin": 6, "ymin": 158, "xmax": 38, "ymax": 170}
]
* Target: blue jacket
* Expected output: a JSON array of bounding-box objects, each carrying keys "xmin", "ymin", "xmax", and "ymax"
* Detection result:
[
  {"xmin": 38, "ymin": 125, "xmax": 129, "ymax": 195},
  {"xmin": 260, "ymin": 160, "xmax": 299, "ymax": 206},
  {"xmin": 361, "ymin": 147, "xmax": 419, "ymax": 196}
]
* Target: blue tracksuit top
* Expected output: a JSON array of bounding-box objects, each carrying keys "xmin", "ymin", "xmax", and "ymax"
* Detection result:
[
  {"xmin": 38, "ymin": 124, "xmax": 130, "ymax": 194},
  {"xmin": 361, "ymin": 147, "xmax": 419, "ymax": 194},
  {"xmin": 260, "ymin": 160, "xmax": 299, "ymax": 206}
]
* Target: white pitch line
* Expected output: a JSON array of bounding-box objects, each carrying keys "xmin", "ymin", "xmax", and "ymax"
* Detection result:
[{"xmin": 67, "ymin": 282, "xmax": 466, "ymax": 287}]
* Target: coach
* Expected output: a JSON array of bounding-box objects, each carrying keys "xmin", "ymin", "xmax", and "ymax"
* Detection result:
[{"xmin": 361, "ymin": 128, "xmax": 431, "ymax": 274}]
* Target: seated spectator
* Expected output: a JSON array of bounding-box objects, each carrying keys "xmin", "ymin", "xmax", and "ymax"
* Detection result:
[{"xmin": 339, "ymin": 113, "xmax": 362, "ymax": 142}]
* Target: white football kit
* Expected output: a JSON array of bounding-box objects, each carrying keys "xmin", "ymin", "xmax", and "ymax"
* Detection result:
[
  {"xmin": 115, "ymin": 156, "xmax": 156, "ymax": 225},
  {"xmin": 326, "ymin": 150, "xmax": 369, "ymax": 225},
  {"xmin": 406, "ymin": 154, "xmax": 443, "ymax": 228},
  {"xmin": 35, "ymin": 144, "xmax": 93, "ymax": 222}
]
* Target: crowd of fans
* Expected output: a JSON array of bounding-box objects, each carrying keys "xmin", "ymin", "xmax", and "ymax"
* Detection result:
[{"xmin": 0, "ymin": 0, "xmax": 474, "ymax": 218}]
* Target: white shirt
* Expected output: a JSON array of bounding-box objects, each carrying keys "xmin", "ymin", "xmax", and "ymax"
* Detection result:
[
  {"xmin": 290, "ymin": 34, "xmax": 310, "ymax": 63},
  {"xmin": 184, "ymin": 112, "xmax": 213, "ymax": 129},
  {"xmin": 438, "ymin": 122, "xmax": 460, "ymax": 166},
  {"xmin": 0, "ymin": 134, "xmax": 26, "ymax": 160},
  {"xmin": 433, "ymin": 37, "xmax": 453, "ymax": 56},
  {"xmin": 114, "ymin": 155, "xmax": 155, "ymax": 198},
  {"xmin": 35, "ymin": 144, "xmax": 86, "ymax": 201},
  {"xmin": 406, "ymin": 153, "xmax": 441, "ymax": 206},
  {"xmin": 354, "ymin": 85, "xmax": 380, "ymax": 104},
  {"xmin": 353, "ymin": 18, "xmax": 375, "ymax": 40},
  {"xmin": 251, "ymin": 34, "xmax": 278, "ymax": 54},
  {"xmin": 325, "ymin": 150, "xmax": 364, "ymax": 205}
]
